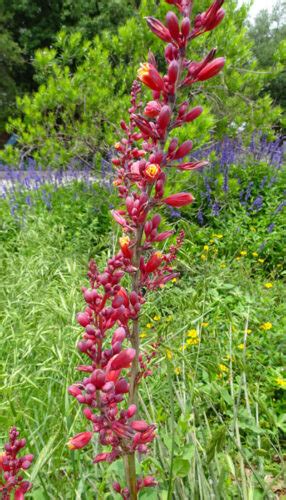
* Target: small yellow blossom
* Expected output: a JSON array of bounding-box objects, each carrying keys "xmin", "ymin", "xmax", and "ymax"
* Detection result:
[
  {"xmin": 146, "ymin": 323, "xmax": 153, "ymax": 329},
  {"xmin": 166, "ymin": 349, "xmax": 173, "ymax": 360},
  {"xmin": 218, "ymin": 363, "xmax": 229, "ymax": 373},
  {"xmin": 179, "ymin": 344, "xmax": 187, "ymax": 351},
  {"xmin": 247, "ymin": 329, "xmax": 252, "ymax": 334},
  {"xmin": 171, "ymin": 278, "xmax": 177, "ymax": 283},
  {"xmin": 174, "ymin": 367, "xmax": 181, "ymax": 375},
  {"xmin": 258, "ymin": 259, "xmax": 265, "ymax": 263},
  {"xmin": 186, "ymin": 338, "xmax": 199, "ymax": 346},
  {"xmin": 187, "ymin": 329, "xmax": 198, "ymax": 338},
  {"xmin": 201, "ymin": 322, "xmax": 209, "ymax": 327},
  {"xmin": 260, "ymin": 322, "xmax": 272, "ymax": 331},
  {"xmin": 166, "ymin": 316, "xmax": 173, "ymax": 322},
  {"xmin": 214, "ymin": 233, "xmax": 223, "ymax": 239},
  {"xmin": 220, "ymin": 263, "xmax": 226, "ymax": 269},
  {"xmin": 203, "ymin": 245, "xmax": 209, "ymax": 251},
  {"xmin": 153, "ymin": 315, "xmax": 161, "ymax": 321},
  {"xmin": 252, "ymin": 252, "xmax": 258, "ymax": 257},
  {"xmin": 240, "ymin": 251, "xmax": 247, "ymax": 256},
  {"xmin": 139, "ymin": 332, "xmax": 147, "ymax": 339},
  {"xmin": 201, "ymin": 254, "xmax": 207, "ymax": 261},
  {"xmin": 276, "ymin": 377, "xmax": 286, "ymax": 389},
  {"xmin": 209, "ymin": 239, "xmax": 214, "ymax": 244},
  {"xmin": 235, "ymin": 257, "xmax": 241, "ymax": 261},
  {"xmin": 264, "ymin": 283, "xmax": 273, "ymax": 289},
  {"xmin": 238, "ymin": 343, "xmax": 245, "ymax": 350}
]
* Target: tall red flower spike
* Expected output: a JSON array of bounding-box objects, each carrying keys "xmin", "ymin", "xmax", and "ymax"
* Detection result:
[
  {"xmin": 0, "ymin": 427, "xmax": 33, "ymax": 500},
  {"xmin": 69, "ymin": 0, "xmax": 225, "ymax": 498}
]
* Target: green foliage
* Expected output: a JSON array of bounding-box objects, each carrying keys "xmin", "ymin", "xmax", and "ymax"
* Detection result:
[
  {"xmin": 4, "ymin": 32, "xmax": 125, "ymax": 167},
  {"xmin": 248, "ymin": 1, "xmax": 286, "ymax": 123},
  {"xmin": 0, "ymin": 166, "xmax": 285, "ymax": 497},
  {"xmin": 1, "ymin": 0, "xmax": 282, "ymax": 166}
]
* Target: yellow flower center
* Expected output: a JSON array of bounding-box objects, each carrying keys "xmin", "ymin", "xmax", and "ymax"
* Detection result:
[{"xmin": 137, "ymin": 62, "xmax": 151, "ymax": 79}]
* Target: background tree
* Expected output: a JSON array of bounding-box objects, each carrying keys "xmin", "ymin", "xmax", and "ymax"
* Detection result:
[{"xmin": 248, "ymin": 0, "xmax": 286, "ymax": 125}]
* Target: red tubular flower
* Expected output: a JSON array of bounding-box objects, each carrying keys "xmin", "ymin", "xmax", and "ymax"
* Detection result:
[
  {"xmin": 145, "ymin": 17, "xmax": 172, "ymax": 43},
  {"xmin": 197, "ymin": 57, "xmax": 225, "ymax": 81},
  {"xmin": 157, "ymin": 105, "xmax": 172, "ymax": 131},
  {"xmin": 144, "ymin": 164, "xmax": 161, "ymax": 182},
  {"xmin": 137, "ymin": 63, "xmax": 165, "ymax": 91},
  {"xmin": 162, "ymin": 192, "xmax": 194, "ymax": 207},
  {"xmin": 167, "ymin": 60, "xmax": 179, "ymax": 84},
  {"xmin": 176, "ymin": 160, "xmax": 208, "ymax": 170},
  {"xmin": 119, "ymin": 236, "xmax": 133, "ymax": 259},
  {"xmin": 0, "ymin": 427, "xmax": 34, "ymax": 499},
  {"xmin": 145, "ymin": 252, "xmax": 163, "ymax": 273},
  {"xmin": 68, "ymin": 432, "xmax": 93, "ymax": 450}
]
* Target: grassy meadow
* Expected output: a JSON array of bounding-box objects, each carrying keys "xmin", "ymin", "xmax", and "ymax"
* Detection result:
[{"xmin": 0, "ymin": 175, "xmax": 285, "ymax": 499}]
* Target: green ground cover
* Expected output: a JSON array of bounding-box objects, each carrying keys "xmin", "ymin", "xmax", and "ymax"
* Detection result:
[{"xmin": 0, "ymin": 181, "xmax": 285, "ymax": 499}]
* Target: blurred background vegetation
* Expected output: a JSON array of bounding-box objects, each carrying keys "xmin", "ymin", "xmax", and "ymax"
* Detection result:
[{"xmin": 0, "ymin": 0, "xmax": 285, "ymax": 166}]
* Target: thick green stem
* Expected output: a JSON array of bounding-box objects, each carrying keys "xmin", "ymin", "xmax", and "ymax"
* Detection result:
[{"xmin": 124, "ymin": 453, "xmax": 138, "ymax": 500}]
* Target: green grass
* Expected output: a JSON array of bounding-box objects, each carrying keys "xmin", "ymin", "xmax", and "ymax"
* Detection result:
[{"xmin": 0, "ymin": 182, "xmax": 285, "ymax": 499}]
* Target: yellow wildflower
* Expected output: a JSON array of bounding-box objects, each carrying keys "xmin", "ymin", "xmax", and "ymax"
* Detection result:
[
  {"xmin": 258, "ymin": 259, "xmax": 265, "ymax": 263},
  {"xmin": 276, "ymin": 377, "xmax": 286, "ymax": 389},
  {"xmin": 218, "ymin": 363, "xmax": 229, "ymax": 373},
  {"xmin": 179, "ymin": 344, "xmax": 187, "ymax": 351},
  {"xmin": 260, "ymin": 322, "xmax": 272, "ymax": 331},
  {"xmin": 240, "ymin": 251, "xmax": 247, "ymax": 256},
  {"xmin": 247, "ymin": 329, "xmax": 252, "ymax": 334},
  {"xmin": 201, "ymin": 322, "xmax": 209, "ymax": 327},
  {"xmin": 139, "ymin": 332, "xmax": 147, "ymax": 339},
  {"xmin": 235, "ymin": 257, "xmax": 241, "ymax": 261},
  {"xmin": 186, "ymin": 338, "xmax": 199, "ymax": 346},
  {"xmin": 252, "ymin": 252, "xmax": 258, "ymax": 257},
  {"xmin": 220, "ymin": 263, "xmax": 226, "ymax": 269},
  {"xmin": 238, "ymin": 343, "xmax": 244, "ymax": 350},
  {"xmin": 187, "ymin": 329, "xmax": 198, "ymax": 338},
  {"xmin": 213, "ymin": 233, "xmax": 223, "ymax": 239},
  {"xmin": 153, "ymin": 315, "xmax": 161, "ymax": 321},
  {"xmin": 264, "ymin": 283, "xmax": 273, "ymax": 289},
  {"xmin": 174, "ymin": 367, "xmax": 181, "ymax": 375},
  {"xmin": 171, "ymin": 278, "xmax": 177, "ymax": 283},
  {"xmin": 201, "ymin": 254, "xmax": 207, "ymax": 261},
  {"xmin": 203, "ymin": 245, "xmax": 209, "ymax": 251},
  {"xmin": 146, "ymin": 323, "xmax": 153, "ymax": 329},
  {"xmin": 209, "ymin": 239, "xmax": 214, "ymax": 244},
  {"xmin": 166, "ymin": 349, "xmax": 173, "ymax": 360}
]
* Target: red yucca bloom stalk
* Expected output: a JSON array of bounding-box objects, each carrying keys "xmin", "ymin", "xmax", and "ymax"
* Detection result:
[
  {"xmin": 69, "ymin": 0, "xmax": 225, "ymax": 498},
  {"xmin": 0, "ymin": 427, "xmax": 33, "ymax": 500}
]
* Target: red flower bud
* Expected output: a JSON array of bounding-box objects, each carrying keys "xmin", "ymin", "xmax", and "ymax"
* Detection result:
[
  {"xmin": 146, "ymin": 17, "xmax": 172, "ymax": 43},
  {"xmin": 174, "ymin": 140, "xmax": 193, "ymax": 159},
  {"xmin": 176, "ymin": 160, "xmax": 208, "ymax": 170},
  {"xmin": 144, "ymin": 100, "xmax": 161, "ymax": 118},
  {"xmin": 157, "ymin": 105, "xmax": 171, "ymax": 131},
  {"xmin": 110, "ymin": 348, "xmax": 136, "ymax": 370},
  {"xmin": 181, "ymin": 17, "xmax": 190, "ymax": 38},
  {"xmin": 197, "ymin": 57, "xmax": 225, "ymax": 81},
  {"xmin": 184, "ymin": 106, "xmax": 203, "ymax": 122},
  {"xmin": 127, "ymin": 404, "xmax": 137, "ymax": 418},
  {"xmin": 77, "ymin": 313, "xmax": 90, "ymax": 327},
  {"xmin": 131, "ymin": 420, "xmax": 149, "ymax": 432},
  {"xmin": 67, "ymin": 431, "xmax": 93, "ymax": 450},
  {"xmin": 168, "ymin": 60, "xmax": 179, "ymax": 84},
  {"xmin": 162, "ymin": 192, "xmax": 194, "ymax": 207},
  {"xmin": 166, "ymin": 11, "xmax": 180, "ymax": 41}
]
